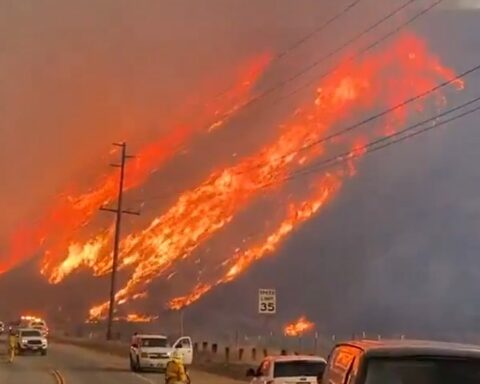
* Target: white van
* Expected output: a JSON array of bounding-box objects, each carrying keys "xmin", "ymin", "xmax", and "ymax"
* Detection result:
[{"xmin": 129, "ymin": 334, "xmax": 193, "ymax": 372}]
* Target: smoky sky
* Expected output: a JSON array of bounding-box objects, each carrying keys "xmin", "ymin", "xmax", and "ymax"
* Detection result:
[{"xmin": 2, "ymin": 0, "xmax": 480, "ymax": 338}]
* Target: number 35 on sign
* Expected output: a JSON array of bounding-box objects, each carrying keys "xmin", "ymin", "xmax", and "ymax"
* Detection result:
[{"xmin": 258, "ymin": 288, "xmax": 276, "ymax": 314}]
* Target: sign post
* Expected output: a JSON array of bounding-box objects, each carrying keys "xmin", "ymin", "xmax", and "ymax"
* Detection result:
[
  {"xmin": 258, "ymin": 288, "xmax": 276, "ymax": 314},
  {"xmin": 258, "ymin": 289, "xmax": 276, "ymax": 347}
]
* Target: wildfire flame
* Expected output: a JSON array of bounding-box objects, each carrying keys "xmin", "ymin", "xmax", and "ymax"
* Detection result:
[
  {"xmin": 2, "ymin": 53, "xmax": 270, "ymax": 279},
  {"xmin": 89, "ymin": 33, "xmax": 461, "ymax": 320},
  {"xmin": 87, "ymin": 49, "xmax": 380, "ymax": 319},
  {"xmin": 284, "ymin": 316, "xmax": 315, "ymax": 337},
  {"xmin": 168, "ymin": 172, "xmax": 342, "ymax": 310},
  {"xmin": 150, "ymin": 33, "xmax": 463, "ymax": 315},
  {"xmin": 4, "ymin": 30, "xmax": 463, "ymax": 321}
]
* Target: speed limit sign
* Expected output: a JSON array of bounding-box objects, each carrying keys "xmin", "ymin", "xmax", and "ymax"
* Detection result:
[{"xmin": 258, "ymin": 288, "xmax": 276, "ymax": 314}]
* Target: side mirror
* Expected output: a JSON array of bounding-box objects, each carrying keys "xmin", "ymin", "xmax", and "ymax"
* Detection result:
[{"xmin": 246, "ymin": 368, "xmax": 256, "ymax": 377}]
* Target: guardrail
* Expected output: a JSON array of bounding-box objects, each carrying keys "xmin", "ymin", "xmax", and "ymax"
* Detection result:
[
  {"xmin": 51, "ymin": 331, "xmax": 409, "ymax": 365},
  {"xmin": 51, "ymin": 333, "xmax": 324, "ymax": 364}
]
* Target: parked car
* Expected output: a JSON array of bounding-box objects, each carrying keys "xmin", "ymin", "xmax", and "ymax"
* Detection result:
[
  {"xmin": 16, "ymin": 328, "xmax": 48, "ymax": 355},
  {"xmin": 321, "ymin": 339, "xmax": 480, "ymax": 383},
  {"xmin": 247, "ymin": 355, "xmax": 327, "ymax": 384},
  {"xmin": 129, "ymin": 334, "xmax": 193, "ymax": 372}
]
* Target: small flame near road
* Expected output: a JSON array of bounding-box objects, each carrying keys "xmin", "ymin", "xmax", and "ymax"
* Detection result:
[{"xmin": 284, "ymin": 316, "xmax": 315, "ymax": 337}]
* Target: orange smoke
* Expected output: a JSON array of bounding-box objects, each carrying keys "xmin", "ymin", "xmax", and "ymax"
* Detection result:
[
  {"xmin": 86, "ymin": 32, "xmax": 461, "ymax": 320},
  {"xmin": 2, "ymin": 53, "xmax": 271, "ymax": 276},
  {"xmin": 284, "ymin": 316, "xmax": 315, "ymax": 337}
]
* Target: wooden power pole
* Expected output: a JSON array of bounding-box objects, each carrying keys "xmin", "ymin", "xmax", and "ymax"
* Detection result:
[{"xmin": 100, "ymin": 142, "xmax": 139, "ymax": 340}]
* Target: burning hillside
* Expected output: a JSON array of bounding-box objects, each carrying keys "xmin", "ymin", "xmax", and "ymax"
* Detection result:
[
  {"xmin": 88, "ymin": 33, "xmax": 460, "ymax": 319},
  {"xmin": 3, "ymin": 28, "xmax": 464, "ymax": 322},
  {"xmin": 4, "ymin": 53, "xmax": 271, "ymax": 277}
]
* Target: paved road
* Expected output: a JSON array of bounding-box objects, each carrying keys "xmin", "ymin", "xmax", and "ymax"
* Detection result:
[{"xmin": 0, "ymin": 341, "xmax": 245, "ymax": 384}]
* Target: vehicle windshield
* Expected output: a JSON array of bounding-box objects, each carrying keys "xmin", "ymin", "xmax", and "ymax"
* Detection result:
[
  {"xmin": 140, "ymin": 338, "xmax": 167, "ymax": 347},
  {"xmin": 364, "ymin": 357, "xmax": 480, "ymax": 384},
  {"xmin": 21, "ymin": 330, "xmax": 41, "ymax": 337},
  {"xmin": 274, "ymin": 360, "xmax": 326, "ymax": 377}
]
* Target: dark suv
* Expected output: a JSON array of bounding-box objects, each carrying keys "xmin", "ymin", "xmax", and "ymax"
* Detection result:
[{"xmin": 321, "ymin": 339, "xmax": 480, "ymax": 384}]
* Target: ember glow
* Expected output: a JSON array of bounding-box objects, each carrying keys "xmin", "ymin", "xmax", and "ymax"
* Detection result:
[
  {"xmin": 6, "ymin": 53, "xmax": 270, "ymax": 281},
  {"xmin": 87, "ymin": 33, "xmax": 462, "ymax": 320},
  {"xmin": 284, "ymin": 316, "xmax": 315, "ymax": 337}
]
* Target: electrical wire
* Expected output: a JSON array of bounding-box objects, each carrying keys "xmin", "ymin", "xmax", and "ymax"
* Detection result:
[
  {"xmin": 136, "ymin": 60, "xmax": 479, "ymax": 204},
  {"xmin": 226, "ymin": 0, "xmax": 421, "ymax": 116},
  {"xmin": 270, "ymin": 95, "xmax": 480, "ymax": 187}
]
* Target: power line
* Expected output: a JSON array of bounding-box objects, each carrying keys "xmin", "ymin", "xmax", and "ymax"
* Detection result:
[
  {"xmin": 274, "ymin": 0, "xmax": 442, "ymax": 105},
  {"xmin": 275, "ymin": 0, "xmax": 363, "ymax": 60},
  {"xmin": 132, "ymin": 0, "xmax": 445, "ymax": 205},
  {"xmin": 136, "ymin": 92, "xmax": 480, "ymax": 205},
  {"xmin": 124, "ymin": 1, "xmax": 364, "ymax": 194},
  {"xmin": 190, "ymin": 0, "xmax": 441, "ymax": 173},
  {"xmin": 229, "ymin": 0, "xmax": 420, "ymax": 115},
  {"xmin": 209, "ymin": 0, "xmax": 364, "ymax": 101},
  {"xmin": 271, "ymin": 94, "xmax": 480, "ymax": 187},
  {"xmin": 193, "ymin": 0, "xmax": 442, "ymax": 186},
  {"xmin": 136, "ymin": 60, "xmax": 480, "ymax": 205},
  {"xmin": 133, "ymin": 0, "xmax": 429, "ymax": 180},
  {"xmin": 236, "ymin": 60, "xmax": 478, "ymax": 176}
]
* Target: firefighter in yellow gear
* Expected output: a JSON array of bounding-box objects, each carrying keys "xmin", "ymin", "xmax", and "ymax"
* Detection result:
[
  {"xmin": 165, "ymin": 350, "xmax": 188, "ymax": 384},
  {"xmin": 7, "ymin": 330, "xmax": 17, "ymax": 363}
]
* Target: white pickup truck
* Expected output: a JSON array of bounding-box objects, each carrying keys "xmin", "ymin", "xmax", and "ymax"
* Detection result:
[
  {"xmin": 16, "ymin": 328, "xmax": 48, "ymax": 355},
  {"xmin": 129, "ymin": 334, "xmax": 193, "ymax": 372}
]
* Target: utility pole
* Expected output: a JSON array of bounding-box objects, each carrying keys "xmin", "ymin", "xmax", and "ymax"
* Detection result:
[{"xmin": 100, "ymin": 142, "xmax": 139, "ymax": 340}]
